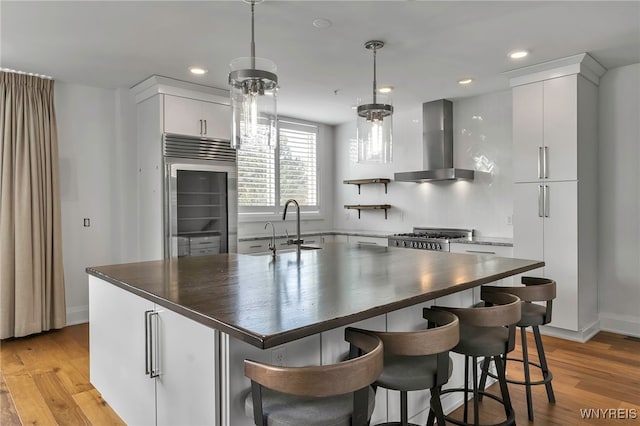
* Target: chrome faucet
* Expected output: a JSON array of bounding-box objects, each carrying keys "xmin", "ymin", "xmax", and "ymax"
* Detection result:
[
  {"xmin": 264, "ymin": 222, "xmax": 276, "ymax": 259},
  {"xmin": 283, "ymin": 199, "xmax": 303, "ymax": 255}
]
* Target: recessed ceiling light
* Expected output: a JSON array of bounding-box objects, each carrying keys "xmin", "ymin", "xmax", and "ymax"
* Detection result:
[
  {"xmin": 509, "ymin": 50, "xmax": 529, "ymax": 59},
  {"xmin": 458, "ymin": 78, "xmax": 473, "ymax": 85},
  {"xmin": 189, "ymin": 66, "xmax": 208, "ymax": 75},
  {"xmin": 312, "ymin": 18, "xmax": 332, "ymax": 29},
  {"xmin": 379, "ymin": 86, "xmax": 393, "ymax": 94}
]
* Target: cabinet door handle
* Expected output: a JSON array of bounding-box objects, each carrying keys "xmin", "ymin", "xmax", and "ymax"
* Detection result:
[
  {"xmin": 149, "ymin": 311, "xmax": 160, "ymax": 378},
  {"xmin": 538, "ymin": 147, "xmax": 543, "ymax": 179},
  {"xmin": 543, "ymin": 146, "xmax": 548, "ymax": 178},
  {"xmin": 203, "ymin": 119, "xmax": 207, "ymax": 135},
  {"xmin": 357, "ymin": 241, "xmax": 378, "ymax": 246},
  {"xmin": 199, "ymin": 119, "xmax": 203, "ymax": 135},
  {"xmin": 544, "ymin": 185, "xmax": 550, "ymax": 217},
  {"xmin": 249, "ymin": 244, "xmax": 263, "ymax": 249},
  {"xmin": 466, "ymin": 250, "xmax": 496, "ymax": 255},
  {"xmin": 538, "ymin": 185, "xmax": 544, "ymax": 218},
  {"xmin": 144, "ymin": 310, "xmax": 153, "ymax": 376}
]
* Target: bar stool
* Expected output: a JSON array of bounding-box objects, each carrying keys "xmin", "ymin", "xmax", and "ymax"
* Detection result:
[
  {"xmin": 433, "ymin": 292, "xmax": 521, "ymax": 426},
  {"xmin": 350, "ymin": 308, "xmax": 460, "ymax": 426},
  {"xmin": 479, "ymin": 277, "xmax": 557, "ymax": 421},
  {"xmin": 244, "ymin": 328, "xmax": 383, "ymax": 426}
]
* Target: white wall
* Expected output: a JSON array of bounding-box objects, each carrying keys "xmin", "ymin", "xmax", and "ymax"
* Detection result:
[
  {"xmin": 597, "ymin": 63, "xmax": 640, "ymax": 336},
  {"xmin": 333, "ymin": 91, "xmax": 513, "ymax": 237},
  {"xmin": 56, "ymin": 82, "xmax": 137, "ymax": 324}
]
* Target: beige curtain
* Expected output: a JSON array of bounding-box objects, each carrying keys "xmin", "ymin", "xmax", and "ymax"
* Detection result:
[{"xmin": 0, "ymin": 71, "xmax": 66, "ymax": 339}]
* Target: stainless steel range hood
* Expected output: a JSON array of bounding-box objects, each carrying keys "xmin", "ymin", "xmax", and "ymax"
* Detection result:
[{"xmin": 394, "ymin": 99, "xmax": 475, "ymax": 182}]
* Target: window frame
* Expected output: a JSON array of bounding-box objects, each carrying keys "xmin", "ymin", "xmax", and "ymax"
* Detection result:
[{"xmin": 238, "ymin": 117, "xmax": 321, "ymax": 221}]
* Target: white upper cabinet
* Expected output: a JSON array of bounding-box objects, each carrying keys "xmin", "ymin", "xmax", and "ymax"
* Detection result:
[
  {"xmin": 164, "ymin": 94, "xmax": 231, "ymax": 141},
  {"xmin": 513, "ymin": 75, "xmax": 578, "ymax": 183},
  {"xmin": 513, "ymin": 82, "xmax": 543, "ymax": 183},
  {"xmin": 542, "ymin": 76, "xmax": 578, "ymax": 182}
]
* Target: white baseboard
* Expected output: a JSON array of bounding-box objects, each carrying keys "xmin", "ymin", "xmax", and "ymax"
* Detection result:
[
  {"xmin": 599, "ymin": 312, "xmax": 640, "ymax": 338},
  {"xmin": 66, "ymin": 304, "xmax": 89, "ymax": 326},
  {"xmin": 539, "ymin": 320, "xmax": 600, "ymax": 343}
]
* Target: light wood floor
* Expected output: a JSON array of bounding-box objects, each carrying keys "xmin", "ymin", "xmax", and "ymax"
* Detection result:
[{"xmin": 1, "ymin": 324, "xmax": 639, "ymax": 425}]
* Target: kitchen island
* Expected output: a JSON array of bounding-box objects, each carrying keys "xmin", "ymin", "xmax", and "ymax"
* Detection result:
[{"xmin": 86, "ymin": 243, "xmax": 543, "ymax": 425}]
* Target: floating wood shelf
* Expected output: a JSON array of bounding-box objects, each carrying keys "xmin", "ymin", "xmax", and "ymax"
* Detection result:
[
  {"xmin": 344, "ymin": 204, "xmax": 392, "ymax": 219},
  {"xmin": 343, "ymin": 178, "xmax": 391, "ymax": 194}
]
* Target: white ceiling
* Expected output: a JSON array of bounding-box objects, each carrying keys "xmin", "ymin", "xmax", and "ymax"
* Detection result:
[{"xmin": 2, "ymin": 1, "xmax": 639, "ymax": 125}]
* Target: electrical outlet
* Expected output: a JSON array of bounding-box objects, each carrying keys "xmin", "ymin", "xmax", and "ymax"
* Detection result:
[
  {"xmin": 272, "ymin": 347, "xmax": 286, "ymax": 366},
  {"xmin": 507, "ymin": 215, "xmax": 512, "ymax": 225},
  {"xmin": 83, "ymin": 218, "xmax": 90, "ymax": 227}
]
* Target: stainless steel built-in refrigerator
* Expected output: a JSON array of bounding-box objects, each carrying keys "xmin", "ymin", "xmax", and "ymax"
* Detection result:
[{"xmin": 164, "ymin": 134, "xmax": 238, "ymax": 258}]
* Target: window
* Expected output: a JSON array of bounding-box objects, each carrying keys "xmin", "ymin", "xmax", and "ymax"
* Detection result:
[{"xmin": 238, "ymin": 119, "xmax": 318, "ymax": 215}]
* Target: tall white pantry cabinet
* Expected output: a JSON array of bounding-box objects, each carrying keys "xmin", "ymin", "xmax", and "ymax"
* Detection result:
[
  {"xmin": 508, "ymin": 54, "xmax": 605, "ymax": 339},
  {"xmin": 130, "ymin": 76, "xmax": 232, "ymax": 261}
]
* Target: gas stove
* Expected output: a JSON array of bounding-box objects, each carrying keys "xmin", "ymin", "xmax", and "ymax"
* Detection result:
[{"xmin": 388, "ymin": 227, "xmax": 474, "ymax": 252}]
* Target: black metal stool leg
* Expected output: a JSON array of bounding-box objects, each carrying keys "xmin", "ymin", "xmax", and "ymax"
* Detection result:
[
  {"xmin": 463, "ymin": 355, "xmax": 470, "ymax": 424},
  {"xmin": 533, "ymin": 325, "xmax": 556, "ymax": 403},
  {"xmin": 472, "ymin": 356, "xmax": 479, "ymax": 426},
  {"xmin": 430, "ymin": 385, "xmax": 446, "ymax": 426},
  {"xmin": 427, "ymin": 406, "xmax": 436, "ymax": 426},
  {"xmin": 477, "ymin": 357, "xmax": 491, "ymax": 402},
  {"xmin": 400, "ymin": 390, "xmax": 409, "ymax": 426},
  {"xmin": 521, "ymin": 327, "xmax": 534, "ymax": 421},
  {"xmin": 493, "ymin": 355, "xmax": 514, "ymax": 421}
]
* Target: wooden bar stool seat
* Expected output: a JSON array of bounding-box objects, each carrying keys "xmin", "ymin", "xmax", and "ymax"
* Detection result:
[
  {"xmin": 479, "ymin": 277, "xmax": 557, "ymax": 422},
  {"xmin": 350, "ymin": 308, "xmax": 460, "ymax": 426},
  {"xmin": 433, "ymin": 292, "xmax": 521, "ymax": 426},
  {"xmin": 244, "ymin": 328, "xmax": 383, "ymax": 426}
]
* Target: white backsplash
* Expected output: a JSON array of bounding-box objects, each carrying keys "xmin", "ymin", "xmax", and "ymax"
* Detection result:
[{"xmin": 333, "ymin": 90, "xmax": 514, "ymax": 237}]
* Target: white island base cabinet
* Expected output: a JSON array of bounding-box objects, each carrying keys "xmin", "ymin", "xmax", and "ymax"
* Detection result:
[
  {"xmin": 90, "ymin": 276, "xmax": 489, "ymax": 426},
  {"xmin": 89, "ymin": 276, "xmax": 219, "ymax": 426}
]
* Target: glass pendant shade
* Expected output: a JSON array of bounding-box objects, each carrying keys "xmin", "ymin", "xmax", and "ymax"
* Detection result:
[
  {"xmin": 229, "ymin": 57, "xmax": 278, "ymax": 151},
  {"xmin": 357, "ymin": 95, "xmax": 393, "ymax": 163},
  {"xmin": 228, "ymin": 0, "xmax": 278, "ymax": 152},
  {"xmin": 356, "ymin": 40, "xmax": 393, "ymax": 164}
]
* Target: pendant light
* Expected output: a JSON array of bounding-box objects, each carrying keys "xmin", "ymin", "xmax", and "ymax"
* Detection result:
[
  {"xmin": 229, "ymin": 0, "xmax": 278, "ymax": 151},
  {"xmin": 357, "ymin": 40, "xmax": 393, "ymax": 164}
]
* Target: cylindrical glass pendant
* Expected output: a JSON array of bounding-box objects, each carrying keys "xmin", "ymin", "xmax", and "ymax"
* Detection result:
[
  {"xmin": 356, "ymin": 94, "xmax": 393, "ymax": 164},
  {"xmin": 229, "ymin": 57, "xmax": 278, "ymax": 151}
]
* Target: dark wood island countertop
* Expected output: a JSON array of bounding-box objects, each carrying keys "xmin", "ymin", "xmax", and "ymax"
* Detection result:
[{"xmin": 86, "ymin": 243, "xmax": 543, "ymax": 349}]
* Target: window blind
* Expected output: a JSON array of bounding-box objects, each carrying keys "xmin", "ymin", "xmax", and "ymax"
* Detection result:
[
  {"xmin": 237, "ymin": 145, "xmax": 276, "ymax": 207},
  {"xmin": 278, "ymin": 121, "xmax": 317, "ymax": 207},
  {"xmin": 237, "ymin": 120, "xmax": 318, "ymax": 211}
]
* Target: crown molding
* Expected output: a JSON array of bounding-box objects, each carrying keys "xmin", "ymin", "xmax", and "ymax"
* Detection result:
[
  {"xmin": 504, "ymin": 53, "xmax": 607, "ymax": 87},
  {"xmin": 130, "ymin": 75, "xmax": 229, "ymax": 104}
]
